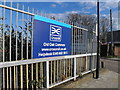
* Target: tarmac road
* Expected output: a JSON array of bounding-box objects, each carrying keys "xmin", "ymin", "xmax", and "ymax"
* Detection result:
[{"xmin": 100, "ymin": 58, "xmax": 120, "ymax": 74}]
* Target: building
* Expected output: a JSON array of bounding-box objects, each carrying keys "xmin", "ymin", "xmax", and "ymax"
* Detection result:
[
  {"xmin": 107, "ymin": 30, "xmax": 120, "ymax": 56},
  {"xmin": 101, "ymin": 30, "xmax": 120, "ymax": 57}
]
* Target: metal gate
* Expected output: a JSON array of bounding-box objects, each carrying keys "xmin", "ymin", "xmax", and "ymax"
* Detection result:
[{"xmin": 0, "ymin": 1, "xmax": 97, "ymax": 89}]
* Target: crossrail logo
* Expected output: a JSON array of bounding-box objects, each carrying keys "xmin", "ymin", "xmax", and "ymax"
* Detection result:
[{"xmin": 50, "ymin": 25, "xmax": 62, "ymax": 42}]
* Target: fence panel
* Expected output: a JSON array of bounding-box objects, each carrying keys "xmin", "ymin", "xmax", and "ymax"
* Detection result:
[{"xmin": 0, "ymin": 1, "xmax": 97, "ymax": 89}]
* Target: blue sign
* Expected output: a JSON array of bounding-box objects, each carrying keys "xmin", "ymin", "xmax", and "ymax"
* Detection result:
[{"xmin": 33, "ymin": 15, "xmax": 71, "ymax": 58}]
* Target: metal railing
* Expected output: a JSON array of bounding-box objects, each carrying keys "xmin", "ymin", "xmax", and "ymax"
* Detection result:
[
  {"xmin": 0, "ymin": 1, "xmax": 97, "ymax": 89},
  {"xmin": 0, "ymin": 53, "xmax": 97, "ymax": 88}
]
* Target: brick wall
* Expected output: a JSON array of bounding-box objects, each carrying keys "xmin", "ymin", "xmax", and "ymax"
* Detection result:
[{"xmin": 114, "ymin": 46, "xmax": 120, "ymax": 56}]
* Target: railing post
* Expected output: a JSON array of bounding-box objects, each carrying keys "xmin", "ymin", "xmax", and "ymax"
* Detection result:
[
  {"xmin": 46, "ymin": 61, "xmax": 49, "ymax": 88},
  {"xmin": 74, "ymin": 57, "xmax": 76, "ymax": 80},
  {"xmin": 85, "ymin": 54, "xmax": 88, "ymax": 70}
]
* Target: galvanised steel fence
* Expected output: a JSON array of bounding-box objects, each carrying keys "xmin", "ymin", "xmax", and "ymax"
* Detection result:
[{"xmin": 0, "ymin": 1, "xmax": 97, "ymax": 89}]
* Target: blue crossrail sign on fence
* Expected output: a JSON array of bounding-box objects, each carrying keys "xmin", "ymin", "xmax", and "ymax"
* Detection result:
[{"xmin": 33, "ymin": 15, "xmax": 71, "ymax": 58}]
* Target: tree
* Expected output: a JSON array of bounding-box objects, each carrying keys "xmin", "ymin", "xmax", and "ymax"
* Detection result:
[
  {"xmin": 100, "ymin": 17, "xmax": 109, "ymax": 43},
  {"xmin": 67, "ymin": 13, "xmax": 110, "ymax": 44},
  {"xmin": 0, "ymin": 16, "xmax": 33, "ymax": 61},
  {"xmin": 67, "ymin": 13, "xmax": 96, "ymax": 32}
]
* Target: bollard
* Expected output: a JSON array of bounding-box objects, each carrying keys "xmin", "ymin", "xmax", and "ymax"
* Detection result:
[{"xmin": 101, "ymin": 61, "xmax": 104, "ymax": 68}]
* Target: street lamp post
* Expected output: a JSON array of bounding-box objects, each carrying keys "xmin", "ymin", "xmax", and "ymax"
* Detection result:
[
  {"xmin": 96, "ymin": 0, "xmax": 100, "ymax": 79},
  {"xmin": 110, "ymin": 9, "xmax": 114, "ymax": 56}
]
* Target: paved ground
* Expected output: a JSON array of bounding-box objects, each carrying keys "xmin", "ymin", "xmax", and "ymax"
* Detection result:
[
  {"xmin": 54, "ymin": 58, "xmax": 119, "ymax": 88},
  {"xmin": 55, "ymin": 69, "xmax": 119, "ymax": 88}
]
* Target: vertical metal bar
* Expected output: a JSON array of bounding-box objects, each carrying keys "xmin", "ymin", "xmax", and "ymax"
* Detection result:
[
  {"xmin": 26, "ymin": 64, "xmax": 28, "ymax": 88},
  {"xmin": 15, "ymin": 3, "xmax": 19, "ymax": 88},
  {"xmin": 86, "ymin": 54, "xmax": 88, "ymax": 71},
  {"xmin": 39, "ymin": 63, "xmax": 40, "ymax": 87},
  {"xmin": 20, "ymin": 65, "xmax": 23, "ymax": 88},
  {"xmin": 69, "ymin": 59, "xmax": 70, "ymax": 77},
  {"xmin": 36, "ymin": 63, "xmax": 38, "ymax": 88},
  {"xmin": 50, "ymin": 61, "xmax": 52, "ymax": 85},
  {"xmin": 77, "ymin": 28, "xmax": 78, "ymax": 54},
  {"xmin": 26, "ymin": 7, "xmax": 29, "ymax": 88},
  {"xmin": 83, "ymin": 30, "xmax": 84, "ymax": 54},
  {"xmin": 41, "ymin": 62, "xmax": 43, "ymax": 88},
  {"xmin": 79, "ymin": 29, "xmax": 80, "ymax": 54},
  {"xmin": 66, "ymin": 59, "xmax": 67, "ymax": 78},
  {"xmin": 20, "ymin": 5, "xmax": 24, "ymax": 88},
  {"xmin": 21, "ymin": 5, "xmax": 24, "ymax": 60},
  {"xmin": 71, "ymin": 22, "xmax": 73, "ymax": 55},
  {"xmin": 31, "ymin": 8, "xmax": 34, "ymax": 88},
  {"xmin": 9, "ymin": 1, "xmax": 12, "ymax": 88},
  {"xmin": 68, "ymin": 59, "xmax": 70, "ymax": 77},
  {"xmin": 31, "ymin": 63, "xmax": 33, "ymax": 88},
  {"xmin": 71, "ymin": 22, "xmax": 73, "ymax": 77},
  {"xmin": 73, "ymin": 26, "xmax": 75, "ymax": 55},
  {"xmin": 78, "ymin": 28, "xmax": 79, "ymax": 54},
  {"xmin": 16, "ymin": 3, "xmax": 18, "ymax": 62},
  {"xmin": 72, "ymin": 24, "xmax": 74, "ymax": 55},
  {"xmin": 76, "ymin": 28, "xmax": 78, "ymax": 54},
  {"xmin": 86, "ymin": 31, "xmax": 88, "ymax": 53},
  {"xmin": 27, "ymin": 8, "xmax": 29, "ymax": 60},
  {"xmin": 71, "ymin": 59, "xmax": 72, "ymax": 77},
  {"xmin": 74, "ymin": 26, "xmax": 76, "ymax": 55},
  {"xmin": 74, "ymin": 57, "xmax": 76, "ymax": 80},
  {"xmin": 6, "ymin": 68, "xmax": 9, "ymax": 88},
  {"xmin": 14, "ymin": 66, "xmax": 16, "ymax": 88},
  {"xmin": 60, "ymin": 60, "xmax": 62, "ymax": 81},
  {"xmin": 91, "ymin": 33, "xmax": 94, "ymax": 71},
  {"xmin": 31, "ymin": 10, "xmax": 34, "ymax": 56},
  {"xmin": 75, "ymin": 27, "xmax": 77, "ymax": 55},
  {"xmin": 46, "ymin": 61, "xmax": 49, "ymax": 88},
  {"xmin": 57, "ymin": 60, "xmax": 58, "ymax": 82},
  {"xmin": 63, "ymin": 59, "xmax": 65, "ymax": 75},
  {"xmin": 2, "ymin": 0, "xmax": 5, "ymax": 88},
  {"xmin": 54, "ymin": 61, "xmax": 55, "ymax": 83},
  {"xmin": 88, "ymin": 37, "xmax": 89, "ymax": 53}
]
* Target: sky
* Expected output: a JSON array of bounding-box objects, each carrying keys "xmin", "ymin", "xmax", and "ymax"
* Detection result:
[
  {"xmin": 19, "ymin": 2, "xmax": 119, "ymax": 30},
  {"xmin": 0, "ymin": 1, "xmax": 119, "ymax": 30}
]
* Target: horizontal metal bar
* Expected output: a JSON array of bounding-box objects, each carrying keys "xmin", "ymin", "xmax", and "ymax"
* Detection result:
[
  {"xmin": 72, "ymin": 25, "xmax": 96, "ymax": 34},
  {"xmin": 0, "ymin": 4, "xmax": 34, "ymax": 15},
  {"xmin": 72, "ymin": 25, "xmax": 88, "ymax": 31},
  {"xmin": 81, "ymin": 69, "xmax": 96, "ymax": 75},
  {"xmin": 64, "ymin": 53, "xmax": 97, "ymax": 58},
  {"xmin": 49, "ymin": 76, "xmax": 79, "ymax": 88},
  {"xmin": 0, "ymin": 53, "xmax": 97, "ymax": 68}
]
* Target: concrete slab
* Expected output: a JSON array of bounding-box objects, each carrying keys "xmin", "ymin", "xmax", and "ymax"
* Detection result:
[{"xmin": 54, "ymin": 69, "xmax": 119, "ymax": 88}]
